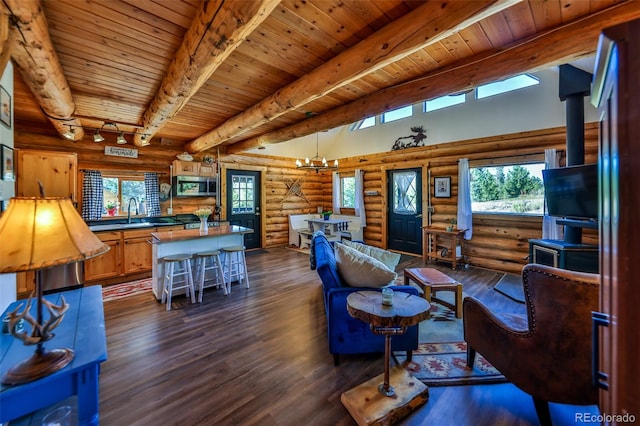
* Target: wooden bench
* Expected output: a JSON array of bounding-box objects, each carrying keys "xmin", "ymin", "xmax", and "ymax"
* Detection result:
[
  {"xmin": 288, "ymin": 214, "xmax": 363, "ymax": 248},
  {"xmin": 403, "ymin": 267, "xmax": 463, "ymax": 318}
]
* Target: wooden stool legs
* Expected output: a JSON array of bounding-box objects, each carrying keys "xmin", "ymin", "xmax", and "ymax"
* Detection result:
[
  {"xmin": 194, "ymin": 250, "xmax": 227, "ymax": 301},
  {"xmin": 222, "ymin": 246, "xmax": 249, "ymax": 293},
  {"xmin": 161, "ymin": 254, "xmax": 195, "ymax": 311}
]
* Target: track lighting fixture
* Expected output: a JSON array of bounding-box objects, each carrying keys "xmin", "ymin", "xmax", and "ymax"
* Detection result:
[
  {"xmin": 62, "ymin": 126, "xmax": 75, "ymax": 140},
  {"xmin": 93, "ymin": 129, "xmax": 105, "ymax": 143},
  {"xmin": 116, "ymin": 132, "xmax": 127, "ymax": 145},
  {"xmin": 140, "ymin": 134, "xmax": 150, "ymax": 146}
]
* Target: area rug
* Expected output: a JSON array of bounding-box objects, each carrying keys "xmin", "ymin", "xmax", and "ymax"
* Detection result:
[
  {"xmin": 394, "ymin": 297, "xmax": 506, "ymax": 386},
  {"xmin": 395, "ymin": 341, "xmax": 506, "ymax": 387},
  {"xmin": 494, "ymin": 273, "xmax": 525, "ymax": 303},
  {"xmin": 102, "ymin": 278, "xmax": 152, "ymax": 302}
]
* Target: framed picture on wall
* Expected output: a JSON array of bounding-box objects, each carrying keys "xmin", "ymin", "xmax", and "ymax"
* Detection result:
[
  {"xmin": 1, "ymin": 144, "xmax": 14, "ymax": 181},
  {"xmin": 434, "ymin": 176, "xmax": 451, "ymax": 198},
  {"xmin": 0, "ymin": 86, "xmax": 10, "ymax": 128}
]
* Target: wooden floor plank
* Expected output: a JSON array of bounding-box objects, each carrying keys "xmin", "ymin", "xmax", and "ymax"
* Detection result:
[{"xmin": 98, "ymin": 247, "xmax": 593, "ymax": 425}]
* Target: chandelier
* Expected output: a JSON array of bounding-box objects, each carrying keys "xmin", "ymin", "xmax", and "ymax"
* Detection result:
[{"xmin": 295, "ymin": 133, "xmax": 338, "ymax": 173}]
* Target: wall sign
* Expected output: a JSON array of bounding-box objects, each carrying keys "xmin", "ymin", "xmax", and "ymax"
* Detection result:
[{"xmin": 104, "ymin": 146, "xmax": 138, "ymax": 158}]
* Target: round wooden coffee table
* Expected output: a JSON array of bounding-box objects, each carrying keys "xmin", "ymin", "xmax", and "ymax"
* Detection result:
[{"xmin": 346, "ymin": 290, "xmax": 430, "ymax": 397}]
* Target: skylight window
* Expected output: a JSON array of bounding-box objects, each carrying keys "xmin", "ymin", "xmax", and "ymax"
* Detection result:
[
  {"xmin": 424, "ymin": 93, "xmax": 466, "ymax": 112},
  {"xmin": 358, "ymin": 116, "xmax": 375, "ymax": 129},
  {"xmin": 477, "ymin": 74, "xmax": 539, "ymax": 99},
  {"xmin": 382, "ymin": 105, "xmax": 413, "ymax": 123}
]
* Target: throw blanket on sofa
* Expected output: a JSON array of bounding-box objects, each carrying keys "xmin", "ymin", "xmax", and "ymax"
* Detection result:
[{"xmin": 309, "ymin": 230, "xmax": 324, "ymax": 270}]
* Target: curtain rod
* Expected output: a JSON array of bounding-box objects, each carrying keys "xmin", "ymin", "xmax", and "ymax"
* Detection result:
[{"xmin": 81, "ymin": 169, "xmax": 168, "ymax": 176}]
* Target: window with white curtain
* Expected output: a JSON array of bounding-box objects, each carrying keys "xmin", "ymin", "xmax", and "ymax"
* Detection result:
[{"xmin": 340, "ymin": 175, "xmax": 356, "ymax": 208}]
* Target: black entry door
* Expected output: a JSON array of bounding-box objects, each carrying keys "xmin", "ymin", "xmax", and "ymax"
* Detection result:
[
  {"xmin": 226, "ymin": 169, "xmax": 261, "ymax": 249},
  {"xmin": 387, "ymin": 168, "xmax": 422, "ymax": 254}
]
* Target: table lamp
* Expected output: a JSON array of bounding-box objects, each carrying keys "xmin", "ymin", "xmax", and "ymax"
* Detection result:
[{"xmin": 0, "ymin": 196, "xmax": 109, "ymax": 385}]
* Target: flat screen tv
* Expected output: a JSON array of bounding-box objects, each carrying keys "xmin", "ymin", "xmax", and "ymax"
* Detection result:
[{"xmin": 542, "ymin": 164, "xmax": 598, "ymax": 220}]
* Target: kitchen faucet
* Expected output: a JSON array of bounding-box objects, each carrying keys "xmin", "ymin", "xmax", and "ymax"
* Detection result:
[{"xmin": 127, "ymin": 197, "xmax": 138, "ymax": 223}]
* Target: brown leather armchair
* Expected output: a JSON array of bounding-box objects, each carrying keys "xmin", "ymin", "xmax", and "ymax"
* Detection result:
[{"xmin": 463, "ymin": 264, "xmax": 599, "ymax": 425}]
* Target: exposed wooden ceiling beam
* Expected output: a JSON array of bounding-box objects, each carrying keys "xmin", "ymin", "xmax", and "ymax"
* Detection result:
[
  {"xmin": 0, "ymin": 10, "xmax": 14, "ymax": 77},
  {"xmin": 132, "ymin": 0, "xmax": 281, "ymax": 147},
  {"xmin": 6, "ymin": 0, "xmax": 84, "ymax": 141},
  {"xmin": 185, "ymin": 0, "xmax": 520, "ymax": 153},
  {"xmin": 227, "ymin": 1, "xmax": 640, "ymax": 155}
]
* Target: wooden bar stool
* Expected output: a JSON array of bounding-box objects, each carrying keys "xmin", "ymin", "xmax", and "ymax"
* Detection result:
[
  {"xmin": 160, "ymin": 253, "xmax": 195, "ymax": 311},
  {"xmin": 222, "ymin": 245, "xmax": 249, "ymax": 292},
  {"xmin": 193, "ymin": 249, "xmax": 227, "ymax": 301}
]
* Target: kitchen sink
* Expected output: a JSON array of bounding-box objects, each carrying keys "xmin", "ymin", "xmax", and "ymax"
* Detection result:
[
  {"xmin": 87, "ymin": 216, "xmax": 181, "ymax": 232},
  {"xmin": 89, "ymin": 222, "xmax": 153, "ymax": 231}
]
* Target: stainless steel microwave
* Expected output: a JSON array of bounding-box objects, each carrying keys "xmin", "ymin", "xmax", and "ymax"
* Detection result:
[{"xmin": 173, "ymin": 176, "xmax": 217, "ymax": 197}]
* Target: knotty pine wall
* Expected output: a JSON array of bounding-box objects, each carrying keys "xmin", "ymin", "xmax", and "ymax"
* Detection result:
[{"xmin": 15, "ymin": 123, "xmax": 598, "ymax": 274}]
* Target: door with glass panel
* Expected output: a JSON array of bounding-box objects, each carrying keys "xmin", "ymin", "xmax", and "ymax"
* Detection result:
[
  {"xmin": 226, "ymin": 170, "xmax": 261, "ymax": 249},
  {"xmin": 387, "ymin": 168, "xmax": 422, "ymax": 254}
]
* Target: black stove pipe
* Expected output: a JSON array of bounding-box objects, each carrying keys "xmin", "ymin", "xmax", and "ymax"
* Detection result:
[{"xmin": 559, "ymin": 64, "xmax": 593, "ymax": 244}]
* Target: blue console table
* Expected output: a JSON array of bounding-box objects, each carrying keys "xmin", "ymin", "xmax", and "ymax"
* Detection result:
[{"xmin": 0, "ymin": 285, "xmax": 107, "ymax": 425}]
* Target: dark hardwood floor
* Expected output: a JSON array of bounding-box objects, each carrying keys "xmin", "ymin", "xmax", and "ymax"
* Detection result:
[{"xmin": 99, "ymin": 247, "xmax": 594, "ymax": 426}]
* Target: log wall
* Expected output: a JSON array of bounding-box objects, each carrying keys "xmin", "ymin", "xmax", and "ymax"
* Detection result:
[
  {"xmin": 15, "ymin": 123, "xmax": 599, "ymax": 274},
  {"xmin": 334, "ymin": 123, "xmax": 599, "ymax": 274}
]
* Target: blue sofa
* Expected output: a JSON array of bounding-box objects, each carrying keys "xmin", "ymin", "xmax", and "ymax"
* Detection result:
[{"xmin": 312, "ymin": 232, "xmax": 419, "ymax": 365}]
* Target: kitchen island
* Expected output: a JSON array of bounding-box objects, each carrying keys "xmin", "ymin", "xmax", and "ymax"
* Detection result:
[{"xmin": 150, "ymin": 225, "xmax": 253, "ymax": 300}]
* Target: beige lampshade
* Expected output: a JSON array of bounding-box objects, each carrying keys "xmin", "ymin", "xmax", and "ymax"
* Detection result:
[{"xmin": 0, "ymin": 197, "xmax": 110, "ymax": 273}]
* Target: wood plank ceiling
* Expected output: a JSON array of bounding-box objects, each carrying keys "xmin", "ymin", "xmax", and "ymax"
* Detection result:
[{"xmin": 2, "ymin": 0, "xmax": 639, "ymax": 155}]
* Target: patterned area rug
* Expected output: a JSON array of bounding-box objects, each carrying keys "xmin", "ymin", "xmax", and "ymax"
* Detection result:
[
  {"xmin": 394, "ymin": 296, "xmax": 507, "ymax": 386},
  {"xmin": 395, "ymin": 341, "xmax": 506, "ymax": 387},
  {"xmin": 102, "ymin": 278, "xmax": 152, "ymax": 302}
]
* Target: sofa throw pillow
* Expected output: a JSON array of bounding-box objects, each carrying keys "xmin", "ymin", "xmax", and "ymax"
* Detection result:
[
  {"xmin": 334, "ymin": 242, "xmax": 397, "ymax": 287},
  {"xmin": 342, "ymin": 240, "xmax": 401, "ymax": 271}
]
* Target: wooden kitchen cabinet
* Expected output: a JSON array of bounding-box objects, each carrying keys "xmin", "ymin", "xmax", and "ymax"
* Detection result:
[
  {"xmin": 16, "ymin": 149, "xmax": 78, "ymax": 201},
  {"xmin": 15, "ymin": 271, "xmax": 35, "ymax": 298},
  {"xmin": 122, "ymin": 229, "xmax": 153, "ymax": 275},
  {"xmin": 86, "ymin": 225, "xmax": 184, "ymax": 284},
  {"xmin": 85, "ymin": 232, "xmax": 122, "ymax": 282},
  {"xmin": 199, "ymin": 163, "xmax": 217, "ymax": 177},
  {"xmin": 173, "ymin": 160, "xmax": 199, "ymax": 176}
]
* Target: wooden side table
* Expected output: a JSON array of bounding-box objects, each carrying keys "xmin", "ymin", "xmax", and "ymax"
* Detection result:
[
  {"xmin": 404, "ymin": 267, "xmax": 463, "ymax": 318},
  {"xmin": 422, "ymin": 227, "xmax": 467, "ymax": 269},
  {"xmin": 342, "ymin": 291, "xmax": 430, "ymax": 425}
]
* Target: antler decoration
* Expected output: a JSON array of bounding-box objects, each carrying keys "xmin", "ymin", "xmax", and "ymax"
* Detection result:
[{"xmin": 7, "ymin": 293, "xmax": 69, "ymax": 346}]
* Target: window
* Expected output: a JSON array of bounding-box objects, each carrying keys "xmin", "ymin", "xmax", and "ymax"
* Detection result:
[
  {"xmin": 351, "ymin": 116, "xmax": 376, "ymax": 130},
  {"xmin": 424, "ymin": 93, "xmax": 466, "ymax": 112},
  {"xmin": 470, "ymin": 163, "xmax": 545, "ymax": 214},
  {"xmin": 102, "ymin": 175, "xmax": 145, "ymax": 216},
  {"xmin": 476, "ymin": 74, "xmax": 539, "ymax": 99},
  {"xmin": 382, "ymin": 105, "xmax": 412, "ymax": 123},
  {"xmin": 392, "ymin": 170, "xmax": 418, "ymax": 214},
  {"xmin": 230, "ymin": 174, "xmax": 255, "ymax": 214},
  {"xmin": 340, "ymin": 176, "xmax": 356, "ymax": 208}
]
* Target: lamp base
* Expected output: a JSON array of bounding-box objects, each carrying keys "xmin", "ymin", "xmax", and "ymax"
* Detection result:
[{"xmin": 2, "ymin": 348, "xmax": 75, "ymax": 385}]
